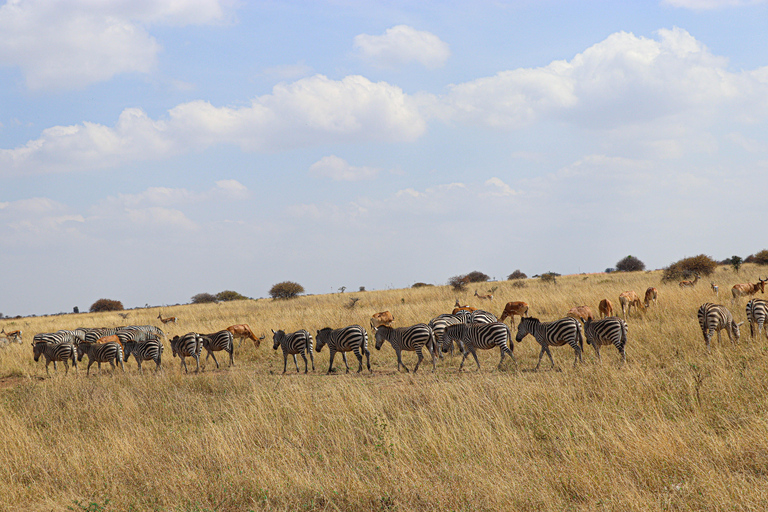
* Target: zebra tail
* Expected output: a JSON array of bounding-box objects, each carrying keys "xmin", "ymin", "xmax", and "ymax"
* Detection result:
[{"xmin": 577, "ymin": 324, "xmax": 584, "ymax": 351}]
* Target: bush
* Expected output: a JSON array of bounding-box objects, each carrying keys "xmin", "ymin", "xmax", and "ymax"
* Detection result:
[
  {"xmin": 89, "ymin": 299, "xmax": 124, "ymax": 313},
  {"xmin": 540, "ymin": 272, "xmax": 558, "ymax": 284},
  {"xmin": 747, "ymin": 249, "xmax": 768, "ymax": 265},
  {"xmin": 269, "ymin": 281, "xmax": 305, "ymax": 300},
  {"xmin": 412, "ymin": 282, "xmax": 433, "ymax": 288},
  {"xmin": 191, "ymin": 293, "xmax": 217, "ymax": 304},
  {"xmin": 616, "ymin": 255, "xmax": 646, "ymax": 272},
  {"xmin": 448, "ymin": 275, "xmax": 469, "ymax": 292},
  {"xmin": 511, "ymin": 280, "xmax": 527, "ymax": 288},
  {"xmin": 465, "ymin": 271, "xmax": 490, "ymax": 283},
  {"xmin": 216, "ymin": 290, "xmax": 249, "ymax": 302},
  {"xmin": 507, "ymin": 270, "xmax": 527, "ymax": 280},
  {"xmin": 725, "ymin": 255, "xmax": 743, "ymax": 274},
  {"xmin": 662, "ymin": 254, "xmax": 718, "ymax": 282}
]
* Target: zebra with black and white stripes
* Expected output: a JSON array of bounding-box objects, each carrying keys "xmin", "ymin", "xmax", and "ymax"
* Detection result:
[
  {"xmin": 76, "ymin": 341, "xmax": 125, "ymax": 376},
  {"xmin": 515, "ymin": 317, "xmax": 583, "ymax": 370},
  {"xmin": 84, "ymin": 327, "xmax": 120, "ymax": 344},
  {"xmin": 453, "ymin": 309, "xmax": 498, "ymax": 324},
  {"xmin": 428, "ymin": 314, "xmax": 463, "ymax": 357},
  {"xmin": 582, "ymin": 317, "xmax": 628, "ymax": 363},
  {"xmin": 123, "ymin": 338, "xmax": 163, "ymax": 373},
  {"xmin": 200, "ymin": 330, "xmax": 235, "ymax": 368},
  {"xmin": 33, "ymin": 331, "xmax": 80, "ymax": 345},
  {"xmin": 746, "ymin": 299, "xmax": 768, "ymax": 340},
  {"xmin": 442, "ymin": 322, "xmax": 514, "ymax": 371},
  {"xmin": 374, "ymin": 324, "xmax": 435, "ymax": 373},
  {"xmin": 170, "ymin": 333, "xmax": 203, "ymax": 373},
  {"xmin": 315, "ymin": 325, "xmax": 370, "ymax": 374},
  {"xmin": 32, "ymin": 341, "xmax": 78, "ymax": 375},
  {"xmin": 272, "ymin": 329, "xmax": 314, "ymax": 374},
  {"xmin": 697, "ymin": 303, "xmax": 743, "ymax": 353},
  {"xmin": 116, "ymin": 328, "xmax": 161, "ymax": 345},
  {"xmin": 123, "ymin": 325, "xmax": 165, "ymax": 339}
]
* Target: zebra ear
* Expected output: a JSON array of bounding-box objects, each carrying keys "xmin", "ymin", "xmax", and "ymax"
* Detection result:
[
  {"xmin": 737, "ymin": 321, "xmax": 745, "ymax": 326},
  {"xmin": 271, "ymin": 329, "xmax": 275, "ymax": 334}
]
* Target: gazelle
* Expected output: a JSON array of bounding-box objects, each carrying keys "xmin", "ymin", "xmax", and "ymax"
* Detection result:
[
  {"xmin": 731, "ymin": 278, "xmax": 767, "ymax": 303},
  {"xmin": 157, "ymin": 313, "xmax": 177, "ymax": 324},
  {"xmin": 679, "ymin": 273, "xmax": 700, "ymax": 288},
  {"xmin": 644, "ymin": 287, "xmax": 658, "ymax": 308},
  {"xmin": 711, "ymin": 282, "xmax": 719, "ymax": 296},
  {"xmin": 474, "ymin": 290, "xmax": 493, "ymax": 301},
  {"xmin": 598, "ymin": 299, "xmax": 613, "ymax": 318}
]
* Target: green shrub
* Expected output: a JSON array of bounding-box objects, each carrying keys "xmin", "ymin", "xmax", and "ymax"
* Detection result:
[
  {"xmin": 507, "ymin": 270, "xmax": 527, "ymax": 280},
  {"xmin": 216, "ymin": 290, "xmax": 249, "ymax": 302},
  {"xmin": 89, "ymin": 299, "xmax": 124, "ymax": 313},
  {"xmin": 616, "ymin": 255, "xmax": 646, "ymax": 272},
  {"xmin": 191, "ymin": 293, "xmax": 217, "ymax": 304},
  {"xmin": 269, "ymin": 281, "xmax": 305, "ymax": 300},
  {"xmin": 662, "ymin": 254, "xmax": 718, "ymax": 282}
]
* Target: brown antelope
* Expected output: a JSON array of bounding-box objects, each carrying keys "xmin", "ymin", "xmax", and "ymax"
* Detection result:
[
  {"xmin": 711, "ymin": 282, "xmax": 719, "ymax": 297},
  {"xmin": 498, "ymin": 301, "xmax": 529, "ymax": 330},
  {"xmin": 452, "ymin": 300, "xmax": 478, "ymax": 314},
  {"xmin": 731, "ymin": 278, "xmax": 767, "ymax": 303},
  {"xmin": 157, "ymin": 313, "xmax": 177, "ymax": 324},
  {"xmin": 644, "ymin": 287, "xmax": 658, "ymax": 308},
  {"xmin": 618, "ymin": 291, "xmax": 645, "ymax": 318},
  {"xmin": 226, "ymin": 324, "xmax": 264, "ymax": 348},
  {"xmin": 0, "ymin": 328, "xmax": 22, "ymax": 344},
  {"xmin": 679, "ymin": 273, "xmax": 700, "ymax": 288},
  {"xmin": 474, "ymin": 290, "xmax": 493, "ymax": 301},
  {"xmin": 566, "ymin": 305, "xmax": 594, "ymax": 322},
  {"xmin": 598, "ymin": 299, "xmax": 613, "ymax": 318},
  {"xmin": 370, "ymin": 311, "xmax": 395, "ymax": 329}
]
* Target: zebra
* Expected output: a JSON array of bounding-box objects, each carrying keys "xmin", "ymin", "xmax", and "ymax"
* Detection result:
[
  {"xmin": 272, "ymin": 329, "xmax": 314, "ymax": 374},
  {"xmin": 84, "ymin": 327, "xmax": 121, "ymax": 344},
  {"xmin": 442, "ymin": 322, "xmax": 514, "ymax": 371},
  {"xmin": 582, "ymin": 317, "xmax": 628, "ymax": 363},
  {"xmin": 57, "ymin": 328, "xmax": 88, "ymax": 342},
  {"xmin": 123, "ymin": 338, "xmax": 163, "ymax": 373},
  {"xmin": 170, "ymin": 333, "xmax": 203, "ymax": 373},
  {"xmin": 453, "ymin": 309, "xmax": 498, "ymax": 324},
  {"xmin": 200, "ymin": 330, "xmax": 235, "ymax": 368},
  {"xmin": 746, "ymin": 299, "xmax": 768, "ymax": 340},
  {"xmin": 116, "ymin": 328, "xmax": 160, "ymax": 345},
  {"xmin": 76, "ymin": 341, "xmax": 125, "ymax": 376},
  {"xmin": 123, "ymin": 325, "xmax": 165, "ymax": 339},
  {"xmin": 33, "ymin": 331, "xmax": 80, "ymax": 345},
  {"xmin": 32, "ymin": 341, "xmax": 78, "ymax": 376},
  {"xmin": 515, "ymin": 317, "xmax": 583, "ymax": 370},
  {"xmin": 315, "ymin": 325, "xmax": 370, "ymax": 374},
  {"xmin": 697, "ymin": 303, "xmax": 743, "ymax": 353},
  {"xmin": 428, "ymin": 314, "xmax": 463, "ymax": 357},
  {"xmin": 373, "ymin": 324, "xmax": 435, "ymax": 373}
]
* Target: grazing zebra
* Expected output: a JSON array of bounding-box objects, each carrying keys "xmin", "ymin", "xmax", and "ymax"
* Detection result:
[
  {"xmin": 123, "ymin": 338, "xmax": 163, "ymax": 373},
  {"xmin": 200, "ymin": 330, "xmax": 235, "ymax": 368},
  {"xmin": 453, "ymin": 309, "xmax": 498, "ymax": 324},
  {"xmin": 697, "ymin": 303, "xmax": 743, "ymax": 353},
  {"xmin": 582, "ymin": 317, "xmax": 628, "ymax": 363},
  {"xmin": 374, "ymin": 324, "xmax": 435, "ymax": 373},
  {"xmin": 84, "ymin": 327, "xmax": 121, "ymax": 344},
  {"xmin": 442, "ymin": 322, "xmax": 514, "ymax": 371},
  {"xmin": 272, "ymin": 329, "xmax": 314, "ymax": 374},
  {"xmin": 170, "ymin": 333, "xmax": 203, "ymax": 373},
  {"xmin": 116, "ymin": 328, "xmax": 159, "ymax": 345},
  {"xmin": 32, "ymin": 342, "xmax": 78, "ymax": 375},
  {"xmin": 747, "ymin": 298, "xmax": 768, "ymax": 340},
  {"xmin": 76, "ymin": 341, "xmax": 125, "ymax": 376},
  {"xmin": 123, "ymin": 325, "xmax": 165, "ymax": 339},
  {"xmin": 428, "ymin": 314, "xmax": 463, "ymax": 357},
  {"xmin": 33, "ymin": 331, "xmax": 80, "ymax": 345},
  {"xmin": 515, "ymin": 317, "xmax": 583, "ymax": 370},
  {"xmin": 315, "ymin": 325, "xmax": 370, "ymax": 374}
]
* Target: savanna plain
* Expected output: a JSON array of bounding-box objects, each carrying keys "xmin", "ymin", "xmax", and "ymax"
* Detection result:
[{"xmin": 2, "ymin": 266, "xmax": 768, "ymax": 511}]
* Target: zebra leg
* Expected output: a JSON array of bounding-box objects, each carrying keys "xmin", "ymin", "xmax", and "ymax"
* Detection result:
[
  {"xmin": 353, "ymin": 348, "xmax": 363, "ymax": 373},
  {"xmin": 229, "ymin": 346, "xmax": 234, "ymax": 367},
  {"xmin": 327, "ymin": 350, "xmax": 336, "ymax": 374},
  {"xmin": 364, "ymin": 346, "xmax": 371, "ymax": 372},
  {"xmin": 87, "ymin": 360, "xmax": 95, "ymax": 376},
  {"xmin": 137, "ymin": 360, "xmax": 143, "ymax": 373},
  {"xmin": 63, "ymin": 360, "xmax": 69, "ymax": 375},
  {"xmin": 308, "ymin": 346, "xmax": 314, "ymax": 371},
  {"xmin": 108, "ymin": 360, "xmax": 116, "ymax": 374},
  {"xmin": 193, "ymin": 354, "xmax": 200, "ymax": 373},
  {"xmin": 294, "ymin": 352, "xmax": 302, "ymax": 373},
  {"xmin": 300, "ymin": 351, "xmax": 308, "ymax": 374},
  {"xmin": 468, "ymin": 347, "xmax": 480, "ymax": 371},
  {"xmin": 594, "ymin": 344, "xmax": 602, "ymax": 363},
  {"xmin": 341, "ymin": 352, "xmax": 350, "ymax": 373},
  {"xmin": 413, "ymin": 347, "xmax": 423, "ymax": 373},
  {"xmin": 396, "ymin": 349, "xmax": 409, "ymax": 373},
  {"xmin": 458, "ymin": 350, "xmax": 469, "ymax": 371},
  {"xmin": 44, "ymin": 360, "xmax": 51, "ymax": 376}
]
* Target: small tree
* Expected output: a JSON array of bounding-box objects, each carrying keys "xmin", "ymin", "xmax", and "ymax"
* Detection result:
[
  {"xmin": 269, "ymin": 281, "xmax": 305, "ymax": 300},
  {"xmin": 216, "ymin": 290, "xmax": 248, "ymax": 302},
  {"xmin": 507, "ymin": 270, "xmax": 527, "ymax": 280},
  {"xmin": 616, "ymin": 255, "xmax": 646, "ymax": 272},
  {"xmin": 465, "ymin": 271, "xmax": 490, "ymax": 283},
  {"xmin": 752, "ymin": 249, "xmax": 768, "ymax": 265},
  {"xmin": 448, "ymin": 275, "xmax": 469, "ymax": 292},
  {"xmin": 540, "ymin": 272, "xmax": 558, "ymax": 284},
  {"xmin": 191, "ymin": 293, "xmax": 217, "ymax": 304},
  {"xmin": 412, "ymin": 282, "xmax": 432, "ymax": 288},
  {"xmin": 662, "ymin": 254, "xmax": 718, "ymax": 282},
  {"xmin": 90, "ymin": 299, "xmax": 124, "ymax": 313},
  {"xmin": 728, "ymin": 255, "xmax": 743, "ymax": 274}
]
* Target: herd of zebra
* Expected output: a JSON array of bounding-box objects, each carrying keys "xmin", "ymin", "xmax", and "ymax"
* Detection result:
[{"xmin": 17, "ymin": 294, "xmax": 768, "ymax": 377}]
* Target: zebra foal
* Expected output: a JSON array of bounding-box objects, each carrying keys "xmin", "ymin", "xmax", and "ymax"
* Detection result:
[
  {"xmin": 76, "ymin": 341, "xmax": 124, "ymax": 376},
  {"xmin": 315, "ymin": 325, "xmax": 370, "ymax": 374},
  {"xmin": 515, "ymin": 317, "xmax": 583, "ymax": 370},
  {"xmin": 32, "ymin": 341, "xmax": 78, "ymax": 375},
  {"xmin": 442, "ymin": 322, "xmax": 514, "ymax": 371},
  {"xmin": 746, "ymin": 299, "xmax": 768, "ymax": 341},
  {"xmin": 200, "ymin": 330, "xmax": 235, "ymax": 368},
  {"xmin": 123, "ymin": 338, "xmax": 163, "ymax": 373},
  {"xmin": 374, "ymin": 324, "xmax": 435, "ymax": 373},
  {"xmin": 170, "ymin": 333, "xmax": 203, "ymax": 373},
  {"xmin": 582, "ymin": 317, "xmax": 628, "ymax": 363},
  {"xmin": 272, "ymin": 329, "xmax": 314, "ymax": 374},
  {"xmin": 697, "ymin": 303, "xmax": 742, "ymax": 353}
]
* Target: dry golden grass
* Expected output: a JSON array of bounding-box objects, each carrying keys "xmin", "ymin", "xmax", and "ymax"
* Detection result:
[{"xmin": 2, "ymin": 265, "xmax": 768, "ymax": 511}]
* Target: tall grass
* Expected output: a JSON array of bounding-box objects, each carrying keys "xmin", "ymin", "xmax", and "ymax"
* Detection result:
[{"xmin": 1, "ymin": 265, "xmax": 768, "ymax": 510}]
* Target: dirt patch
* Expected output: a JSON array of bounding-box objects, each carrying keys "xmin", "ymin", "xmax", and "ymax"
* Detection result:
[{"xmin": 0, "ymin": 375, "xmax": 38, "ymax": 389}]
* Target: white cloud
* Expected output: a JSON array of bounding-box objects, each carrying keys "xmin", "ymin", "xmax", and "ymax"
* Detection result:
[
  {"xmin": 0, "ymin": 75, "xmax": 425, "ymax": 174},
  {"xmin": 0, "ymin": 0, "xmax": 228, "ymax": 90},
  {"xmin": 484, "ymin": 177, "xmax": 518, "ymax": 197},
  {"xmin": 354, "ymin": 25, "xmax": 450, "ymax": 69},
  {"xmin": 309, "ymin": 155, "xmax": 379, "ymax": 181}
]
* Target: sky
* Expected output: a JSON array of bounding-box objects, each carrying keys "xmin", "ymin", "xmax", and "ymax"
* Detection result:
[{"xmin": 2, "ymin": 0, "xmax": 768, "ymax": 315}]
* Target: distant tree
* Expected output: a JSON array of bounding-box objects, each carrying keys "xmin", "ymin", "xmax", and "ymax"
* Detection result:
[
  {"xmin": 359, "ymin": 286, "xmax": 366, "ymax": 292},
  {"xmin": 616, "ymin": 255, "xmax": 646, "ymax": 272},
  {"xmin": 448, "ymin": 275, "xmax": 470, "ymax": 292},
  {"xmin": 338, "ymin": 286, "xmax": 346, "ymax": 293},
  {"xmin": 728, "ymin": 255, "xmax": 743, "ymax": 274},
  {"xmin": 662, "ymin": 254, "xmax": 718, "ymax": 282},
  {"xmin": 216, "ymin": 290, "xmax": 248, "ymax": 302},
  {"xmin": 269, "ymin": 281, "xmax": 305, "ymax": 300},
  {"xmin": 412, "ymin": 282, "xmax": 433, "ymax": 288},
  {"xmin": 540, "ymin": 272, "xmax": 558, "ymax": 284},
  {"xmin": 507, "ymin": 270, "xmax": 527, "ymax": 280},
  {"xmin": 465, "ymin": 271, "xmax": 490, "ymax": 283},
  {"xmin": 90, "ymin": 299, "xmax": 124, "ymax": 313},
  {"xmin": 191, "ymin": 293, "xmax": 217, "ymax": 304},
  {"xmin": 73, "ymin": 306, "xmax": 79, "ymax": 314},
  {"xmin": 751, "ymin": 249, "xmax": 768, "ymax": 265}
]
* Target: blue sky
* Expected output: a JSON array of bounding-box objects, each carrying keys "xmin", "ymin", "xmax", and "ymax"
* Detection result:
[{"xmin": 1, "ymin": 0, "xmax": 768, "ymax": 315}]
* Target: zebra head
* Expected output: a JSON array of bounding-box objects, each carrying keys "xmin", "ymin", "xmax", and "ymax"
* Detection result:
[
  {"xmin": 170, "ymin": 336, "xmax": 180, "ymax": 358},
  {"xmin": 32, "ymin": 342, "xmax": 44, "ymax": 361},
  {"xmin": 271, "ymin": 329, "xmax": 284, "ymax": 350},
  {"xmin": 441, "ymin": 324, "xmax": 465, "ymax": 353},
  {"xmin": 75, "ymin": 342, "xmax": 90, "ymax": 362},
  {"xmin": 315, "ymin": 328, "xmax": 332, "ymax": 352},
  {"xmin": 515, "ymin": 317, "xmax": 538, "ymax": 343},
  {"xmin": 732, "ymin": 320, "xmax": 745, "ymax": 342},
  {"xmin": 373, "ymin": 326, "xmax": 391, "ymax": 350}
]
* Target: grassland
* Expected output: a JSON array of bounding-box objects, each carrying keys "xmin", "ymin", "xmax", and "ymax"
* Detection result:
[{"xmin": 2, "ymin": 265, "xmax": 768, "ymax": 511}]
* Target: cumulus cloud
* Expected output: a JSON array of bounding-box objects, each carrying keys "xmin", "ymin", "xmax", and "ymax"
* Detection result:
[
  {"xmin": 309, "ymin": 155, "xmax": 379, "ymax": 181},
  {"xmin": 354, "ymin": 25, "xmax": 450, "ymax": 69},
  {"xmin": 0, "ymin": 0, "xmax": 228, "ymax": 90},
  {"xmin": 0, "ymin": 75, "xmax": 425, "ymax": 174}
]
